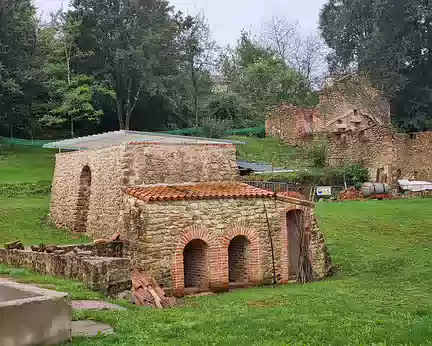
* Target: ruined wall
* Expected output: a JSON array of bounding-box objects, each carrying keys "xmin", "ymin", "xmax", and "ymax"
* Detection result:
[
  {"xmin": 50, "ymin": 146, "xmax": 125, "ymax": 239},
  {"xmin": 266, "ymin": 104, "xmax": 318, "ymax": 146},
  {"xmin": 326, "ymin": 126, "xmax": 395, "ymax": 182},
  {"xmin": 120, "ymin": 196, "xmax": 332, "ymax": 295},
  {"xmin": 0, "ymin": 247, "xmax": 131, "ymax": 294},
  {"xmin": 394, "ymin": 131, "xmax": 432, "ymax": 181},
  {"xmin": 122, "ymin": 143, "xmax": 238, "ymax": 186}
]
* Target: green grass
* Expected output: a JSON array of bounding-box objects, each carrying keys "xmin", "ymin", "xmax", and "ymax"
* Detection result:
[
  {"xmin": 0, "ymin": 146, "xmax": 56, "ymax": 183},
  {"xmin": 226, "ymin": 135, "xmax": 308, "ymax": 169},
  {"xmin": 65, "ymin": 199, "xmax": 432, "ymax": 345},
  {"xmin": 0, "ymin": 196, "xmax": 88, "ymax": 246},
  {"xmin": 2, "ymin": 146, "xmax": 432, "ymax": 344}
]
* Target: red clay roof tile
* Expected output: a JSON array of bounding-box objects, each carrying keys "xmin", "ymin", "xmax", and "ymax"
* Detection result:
[{"xmin": 122, "ymin": 182, "xmax": 275, "ymax": 202}]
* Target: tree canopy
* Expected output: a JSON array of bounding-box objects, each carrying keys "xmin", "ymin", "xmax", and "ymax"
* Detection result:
[{"xmin": 320, "ymin": 0, "xmax": 432, "ymax": 131}]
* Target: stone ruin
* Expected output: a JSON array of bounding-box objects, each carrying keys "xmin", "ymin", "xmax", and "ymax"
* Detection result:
[
  {"xmin": 0, "ymin": 239, "xmax": 131, "ymax": 295},
  {"xmin": 266, "ymin": 74, "xmax": 432, "ymax": 185}
]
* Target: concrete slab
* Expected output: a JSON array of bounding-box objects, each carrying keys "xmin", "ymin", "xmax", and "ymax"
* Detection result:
[
  {"xmin": 71, "ymin": 320, "xmax": 114, "ymax": 337},
  {"xmin": 0, "ymin": 279, "xmax": 71, "ymax": 346},
  {"xmin": 71, "ymin": 300, "xmax": 127, "ymax": 310}
]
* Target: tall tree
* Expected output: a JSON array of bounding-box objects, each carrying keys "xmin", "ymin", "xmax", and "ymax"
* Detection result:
[
  {"xmin": 71, "ymin": 0, "xmax": 179, "ymax": 130},
  {"xmin": 0, "ymin": 0, "xmax": 38, "ymax": 137},
  {"xmin": 178, "ymin": 14, "xmax": 217, "ymax": 128},
  {"xmin": 222, "ymin": 32, "xmax": 315, "ymax": 115},
  {"xmin": 260, "ymin": 16, "xmax": 328, "ymax": 87}
]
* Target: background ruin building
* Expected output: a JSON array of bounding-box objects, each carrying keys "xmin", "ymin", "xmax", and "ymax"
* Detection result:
[
  {"xmin": 48, "ymin": 132, "xmax": 333, "ymax": 296},
  {"xmin": 266, "ymin": 75, "xmax": 432, "ymax": 184}
]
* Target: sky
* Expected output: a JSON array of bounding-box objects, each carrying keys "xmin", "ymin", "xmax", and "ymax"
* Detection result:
[{"xmin": 34, "ymin": 0, "xmax": 327, "ymax": 46}]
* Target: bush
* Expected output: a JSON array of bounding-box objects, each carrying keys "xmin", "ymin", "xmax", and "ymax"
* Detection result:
[
  {"xmin": 306, "ymin": 138, "xmax": 328, "ymax": 168},
  {"xmin": 243, "ymin": 164, "xmax": 369, "ymax": 187},
  {"xmin": 197, "ymin": 117, "xmax": 234, "ymax": 138}
]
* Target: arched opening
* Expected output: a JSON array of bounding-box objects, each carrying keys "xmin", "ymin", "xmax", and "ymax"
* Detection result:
[
  {"xmin": 74, "ymin": 165, "xmax": 92, "ymax": 232},
  {"xmin": 286, "ymin": 210, "xmax": 304, "ymax": 278},
  {"xmin": 228, "ymin": 236, "xmax": 249, "ymax": 283},
  {"xmin": 183, "ymin": 239, "xmax": 209, "ymax": 289}
]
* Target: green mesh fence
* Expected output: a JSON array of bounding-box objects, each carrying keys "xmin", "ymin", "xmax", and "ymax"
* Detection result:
[
  {"xmin": 0, "ymin": 125, "xmax": 266, "ymax": 147},
  {"xmin": 0, "ymin": 136, "xmax": 53, "ymax": 147}
]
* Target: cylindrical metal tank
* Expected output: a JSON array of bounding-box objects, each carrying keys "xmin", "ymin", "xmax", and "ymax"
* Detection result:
[{"xmin": 361, "ymin": 182, "xmax": 391, "ymax": 197}]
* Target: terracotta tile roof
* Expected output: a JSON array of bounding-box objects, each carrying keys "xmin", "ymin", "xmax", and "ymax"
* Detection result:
[{"xmin": 122, "ymin": 182, "xmax": 276, "ymax": 202}]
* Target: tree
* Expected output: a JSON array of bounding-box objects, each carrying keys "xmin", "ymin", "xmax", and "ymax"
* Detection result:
[
  {"xmin": 260, "ymin": 16, "xmax": 328, "ymax": 87},
  {"xmin": 71, "ymin": 0, "xmax": 180, "ymax": 130},
  {"xmin": 320, "ymin": 0, "xmax": 432, "ymax": 131},
  {"xmin": 177, "ymin": 14, "xmax": 218, "ymax": 128},
  {"xmin": 221, "ymin": 32, "xmax": 315, "ymax": 117},
  {"xmin": 0, "ymin": 0, "xmax": 39, "ymax": 137}
]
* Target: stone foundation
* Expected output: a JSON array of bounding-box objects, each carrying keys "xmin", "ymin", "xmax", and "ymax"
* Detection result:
[{"xmin": 0, "ymin": 243, "xmax": 131, "ymax": 295}]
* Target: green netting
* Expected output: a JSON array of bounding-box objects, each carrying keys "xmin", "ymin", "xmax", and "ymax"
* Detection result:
[
  {"xmin": 0, "ymin": 125, "xmax": 266, "ymax": 147},
  {"xmin": 224, "ymin": 126, "xmax": 265, "ymax": 136},
  {"xmin": 0, "ymin": 136, "xmax": 53, "ymax": 147},
  {"xmin": 161, "ymin": 128, "xmax": 198, "ymax": 135}
]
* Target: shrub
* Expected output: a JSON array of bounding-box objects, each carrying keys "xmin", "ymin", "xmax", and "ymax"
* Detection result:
[
  {"xmin": 243, "ymin": 164, "xmax": 369, "ymax": 187},
  {"xmin": 307, "ymin": 138, "xmax": 328, "ymax": 168}
]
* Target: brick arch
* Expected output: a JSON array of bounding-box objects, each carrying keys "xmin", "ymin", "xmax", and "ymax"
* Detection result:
[
  {"xmin": 279, "ymin": 205, "xmax": 311, "ymax": 283},
  {"xmin": 172, "ymin": 226, "xmax": 218, "ymax": 296},
  {"xmin": 221, "ymin": 222, "xmax": 262, "ymax": 285}
]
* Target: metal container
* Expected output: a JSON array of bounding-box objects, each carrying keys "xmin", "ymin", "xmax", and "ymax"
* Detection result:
[{"xmin": 361, "ymin": 182, "xmax": 391, "ymax": 197}]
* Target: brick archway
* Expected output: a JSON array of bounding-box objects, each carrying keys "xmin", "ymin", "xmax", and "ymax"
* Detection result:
[
  {"xmin": 172, "ymin": 226, "xmax": 218, "ymax": 296},
  {"xmin": 280, "ymin": 206, "xmax": 310, "ymax": 283},
  {"xmin": 221, "ymin": 223, "xmax": 261, "ymax": 286},
  {"xmin": 74, "ymin": 165, "xmax": 92, "ymax": 232}
]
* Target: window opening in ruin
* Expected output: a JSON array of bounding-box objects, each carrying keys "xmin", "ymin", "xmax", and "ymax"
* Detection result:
[
  {"xmin": 376, "ymin": 168, "xmax": 384, "ymax": 183},
  {"xmin": 183, "ymin": 239, "xmax": 209, "ymax": 289},
  {"xmin": 354, "ymin": 109, "xmax": 358, "ymax": 115},
  {"xmin": 397, "ymin": 169, "xmax": 402, "ymax": 180},
  {"xmin": 337, "ymin": 119, "xmax": 343, "ymax": 124},
  {"xmin": 74, "ymin": 165, "xmax": 92, "ymax": 232},
  {"xmin": 228, "ymin": 236, "xmax": 250, "ymax": 283},
  {"xmin": 286, "ymin": 210, "xmax": 304, "ymax": 278}
]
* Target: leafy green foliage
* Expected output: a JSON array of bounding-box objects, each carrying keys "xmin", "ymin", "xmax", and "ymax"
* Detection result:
[
  {"xmin": 244, "ymin": 164, "xmax": 369, "ymax": 187},
  {"xmin": 306, "ymin": 138, "xmax": 328, "ymax": 168},
  {"xmin": 222, "ymin": 32, "xmax": 315, "ymax": 120}
]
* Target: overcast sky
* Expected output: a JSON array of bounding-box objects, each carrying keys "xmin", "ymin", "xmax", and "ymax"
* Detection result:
[{"xmin": 34, "ymin": 0, "xmax": 327, "ymax": 46}]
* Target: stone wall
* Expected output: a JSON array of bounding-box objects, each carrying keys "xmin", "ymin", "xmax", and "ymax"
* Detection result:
[
  {"xmin": 50, "ymin": 143, "xmax": 239, "ymax": 238},
  {"xmin": 394, "ymin": 131, "xmax": 432, "ymax": 181},
  {"xmin": 326, "ymin": 126, "xmax": 395, "ymax": 182},
  {"xmin": 0, "ymin": 244, "xmax": 131, "ymax": 295},
  {"xmin": 326, "ymin": 129, "xmax": 432, "ymax": 183},
  {"xmin": 122, "ymin": 143, "xmax": 238, "ymax": 186},
  {"xmin": 120, "ymin": 195, "xmax": 332, "ymax": 296},
  {"xmin": 50, "ymin": 145, "xmax": 125, "ymax": 239}
]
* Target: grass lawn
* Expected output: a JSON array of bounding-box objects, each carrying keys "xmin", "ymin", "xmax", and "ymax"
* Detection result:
[
  {"xmin": 1, "ymin": 146, "xmax": 432, "ymax": 344},
  {"xmin": 0, "ymin": 146, "xmax": 56, "ymax": 183},
  {"xmin": 1, "ymin": 198, "xmax": 431, "ymax": 345},
  {"xmin": 0, "ymin": 196, "xmax": 88, "ymax": 246},
  {"xmin": 226, "ymin": 135, "xmax": 308, "ymax": 169}
]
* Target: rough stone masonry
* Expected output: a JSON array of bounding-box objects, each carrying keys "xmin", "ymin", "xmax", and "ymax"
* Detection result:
[{"xmin": 50, "ymin": 138, "xmax": 333, "ymax": 296}]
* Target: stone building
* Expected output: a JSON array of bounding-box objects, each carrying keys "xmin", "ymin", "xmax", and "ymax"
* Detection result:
[
  {"xmin": 46, "ymin": 131, "xmax": 332, "ymax": 296},
  {"xmin": 266, "ymin": 75, "xmax": 432, "ymax": 184}
]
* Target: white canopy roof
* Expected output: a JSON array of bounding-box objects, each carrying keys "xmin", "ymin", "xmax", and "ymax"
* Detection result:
[{"xmin": 43, "ymin": 130, "xmax": 244, "ymax": 150}]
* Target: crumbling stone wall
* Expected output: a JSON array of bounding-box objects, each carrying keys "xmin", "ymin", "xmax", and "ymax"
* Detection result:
[
  {"xmin": 50, "ymin": 143, "xmax": 239, "ymax": 238},
  {"xmin": 120, "ymin": 196, "xmax": 332, "ymax": 296},
  {"xmin": 0, "ymin": 246, "xmax": 131, "ymax": 295},
  {"xmin": 326, "ymin": 126, "xmax": 395, "ymax": 182},
  {"xmin": 394, "ymin": 132, "xmax": 432, "ymax": 181}
]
